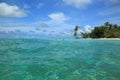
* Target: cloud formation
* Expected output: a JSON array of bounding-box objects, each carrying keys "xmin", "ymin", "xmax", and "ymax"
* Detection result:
[
  {"xmin": 0, "ymin": 2, "xmax": 26, "ymax": 18},
  {"xmin": 48, "ymin": 12, "xmax": 69, "ymax": 23},
  {"xmin": 77, "ymin": 25, "xmax": 93, "ymax": 34},
  {"xmin": 63, "ymin": 0, "xmax": 92, "ymax": 8},
  {"xmin": 0, "ymin": 10, "xmax": 94, "ymax": 38},
  {"xmin": 83, "ymin": 25, "xmax": 93, "ymax": 33}
]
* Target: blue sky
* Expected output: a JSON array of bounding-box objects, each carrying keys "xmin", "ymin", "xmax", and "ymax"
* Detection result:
[{"xmin": 0, "ymin": 0, "xmax": 120, "ymax": 38}]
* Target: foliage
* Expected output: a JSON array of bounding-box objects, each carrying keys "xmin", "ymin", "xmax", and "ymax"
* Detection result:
[
  {"xmin": 81, "ymin": 33, "xmax": 90, "ymax": 38},
  {"xmin": 81, "ymin": 22, "xmax": 120, "ymax": 38},
  {"xmin": 73, "ymin": 26, "xmax": 79, "ymax": 39}
]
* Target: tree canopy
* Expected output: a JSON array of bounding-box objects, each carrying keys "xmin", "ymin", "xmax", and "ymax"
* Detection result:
[{"xmin": 81, "ymin": 22, "xmax": 120, "ymax": 38}]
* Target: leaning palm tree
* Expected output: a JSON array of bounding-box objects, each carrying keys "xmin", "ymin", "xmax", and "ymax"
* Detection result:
[{"xmin": 74, "ymin": 26, "xmax": 79, "ymax": 39}]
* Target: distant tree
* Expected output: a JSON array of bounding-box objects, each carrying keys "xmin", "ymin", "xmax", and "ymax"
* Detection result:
[
  {"xmin": 91, "ymin": 26, "xmax": 105, "ymax": 38},
  {"xmin": 104, "ymin": 29, "xmax": 114, "ymax": 38},
  {"xmin": 113, "ymin": 24, "xmax": 118, "ymax": 28},
  {"xmin": 81, "ymin": 33, "xmax": 90, "ymax": 38},
  {"xmin": 104, "ymin": 22, "xmax": 110, "ymax": 27},
  {"xmin": 74, "ymin": 26, "xmax": 79, "ymax": 31},
  {"xmin": 109, "ymin": 24, "xmax": 113, "ymax": 29},
  {"xmin": 74, "ymin": 22, "xmax": 120, "ymax": 39},
  {"xmin": 74, "ymin": 31, "xmax": 77, "ymax": 37},
  {"xmin": 74, "ymin": 26, "xmax": 79, "ymax": 39}
]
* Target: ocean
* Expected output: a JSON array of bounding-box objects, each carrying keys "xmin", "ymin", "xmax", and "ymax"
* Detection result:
[{"xmin": 0, "ymin": 39, "xmax": 120, "ymax": 80}]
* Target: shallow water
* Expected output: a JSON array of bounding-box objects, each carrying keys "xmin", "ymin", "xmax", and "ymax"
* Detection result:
[{"xmin": 0, "ymin": 39, "xmax": 120, "ymax": 80}]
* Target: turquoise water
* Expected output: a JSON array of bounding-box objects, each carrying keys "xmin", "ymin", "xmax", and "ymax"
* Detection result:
[{"xmin": 0, "ymin": 39, "xmax": 120, "ymax": 80}]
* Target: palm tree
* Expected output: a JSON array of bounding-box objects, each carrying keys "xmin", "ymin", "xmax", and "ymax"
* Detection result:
[
  {"xmin": 104, "ymin": 22, "xmax": 110, "ymax": 27},
  {"xmin": 113, "ymin": 24, "xmax": 118, "ymax": 28},
  {"xmin": 74, "ymin": 26, "xmax": 79, "ymax": 39}
]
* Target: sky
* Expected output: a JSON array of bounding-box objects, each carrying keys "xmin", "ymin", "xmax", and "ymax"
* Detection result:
[{"xmin": 0, "ymin": 0, "xmax": 120, "ymax": 38}]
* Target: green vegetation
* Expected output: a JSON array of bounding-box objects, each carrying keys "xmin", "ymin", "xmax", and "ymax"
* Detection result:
[
  {"xmin": 74, "ymin": 26, "xmax": 79, "ymax": 39},
  {"xmin": 81, "ymin": 22, "xmax": 120, "ymax": 38}
]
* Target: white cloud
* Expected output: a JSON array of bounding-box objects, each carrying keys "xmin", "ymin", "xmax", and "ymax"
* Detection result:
[
  {"xmin": 36, "ymin": 22, "xmax": 49, "ymax": 27},
  {"xmin": 0, "ymin": 11, "xmax": 94, "ymax": 38},
  {"xmin": 0, "ymin": 12, "xmax": 74, "ymax": 38},
  {"xmin": 77, "ymin": 25, "xmax": 93, "ymax": 33},
  {"xmin": 0, "ymin": 26, "xmax": 33, "ymax": 33},
  {"xmin": 63, "ymin": 0, "xmax": 92, "ymax": 8},
  {"xmin": 48, "ymin": 12, "xmax": 69, "ymax": 23},
  {"xmin": 0, "ymin": 2, "xmax": 26, "ymax": 18},
  {"xmin": 83, "ymin": 25, "xmax": 93, "ymax": 33}
]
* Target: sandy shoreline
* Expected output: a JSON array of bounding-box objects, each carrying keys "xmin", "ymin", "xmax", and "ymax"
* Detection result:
[{"xmin": 79, "ymin": 38, "xmax": 120, "ymax": 40}]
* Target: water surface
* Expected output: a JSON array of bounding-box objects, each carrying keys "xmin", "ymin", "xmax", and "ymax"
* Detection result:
[{"xmin": 0, "ymin": 39, "xmax": 120, "ymax": 80}]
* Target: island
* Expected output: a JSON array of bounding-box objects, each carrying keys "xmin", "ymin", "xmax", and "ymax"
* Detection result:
[{"xmin": 74, "ymin": 22, "xmax": 120, "ymax": 39}]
